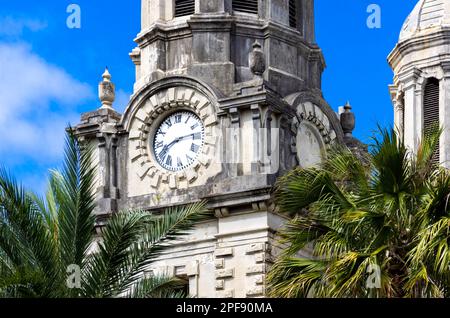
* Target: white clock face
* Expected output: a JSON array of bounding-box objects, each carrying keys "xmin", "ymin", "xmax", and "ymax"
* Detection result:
[{"xmin": 153, "ymin": 111, "xmax": 205, "ymax": 172}]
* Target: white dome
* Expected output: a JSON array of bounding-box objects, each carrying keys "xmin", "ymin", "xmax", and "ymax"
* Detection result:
[{"xmin": 399, "ymin": 0, "xmax": 450, "ymax": 42}]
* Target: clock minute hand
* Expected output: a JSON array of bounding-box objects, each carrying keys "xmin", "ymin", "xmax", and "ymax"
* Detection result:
[
  {"xmin": 160, "ymin": 134, "xmax": 197, "ymax": 158},
  {"xmin": 177, "ymin": 133, "xmax": 196, "ymax": 142},
  {"xmin": 158, "ymin": 138, "xmax": 180, "ymax": 158},
  {"xmin": 163, "ymin": 136, "xmax": 183, "ymax": 153}
]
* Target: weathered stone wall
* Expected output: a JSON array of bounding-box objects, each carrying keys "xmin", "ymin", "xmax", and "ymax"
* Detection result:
[{"xmin": 133, "ymin": 0, "xmax": 323, "ymax": 98}]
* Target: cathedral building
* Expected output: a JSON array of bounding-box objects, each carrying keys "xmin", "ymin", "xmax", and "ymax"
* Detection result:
[
  {"xmin": 75, "ymin": 0, "xmax": 357, "ymax": 298},
  {"xmin": 389, "ymin": 0, "xmax": 450, "ymax": 166}
]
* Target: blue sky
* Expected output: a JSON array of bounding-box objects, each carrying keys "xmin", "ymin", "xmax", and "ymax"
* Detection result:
[{"xmin": 0, "ymin": 0, "xmax": 418, "ymax": 194}]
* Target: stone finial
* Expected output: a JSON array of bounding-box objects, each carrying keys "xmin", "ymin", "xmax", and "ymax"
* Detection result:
[
  {"xmin": 340, "ymin": 101, "xmax": 355, "ymax": 138},
  {"xmin": 99, "ymin": 67, "xmax": 115, "ymax": 109},
  {"xmin": 249, "ymin": 41, "xmax": 266, "ymax": 77}
]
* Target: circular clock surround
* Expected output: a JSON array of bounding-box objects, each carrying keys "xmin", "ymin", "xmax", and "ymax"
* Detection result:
[
  {"xmin": 153, "ymin": 111, "xmax": 206, "ymax": 172},
  {"xmin": 289, "ymin": 100, "xmax": 340, "ymax": 169},
  {"xmin": 126, "ymin": 85, "xmax": 220, "ymax": 190},
  {"xmin": 296, "ymin": 121, "xmax": 325, "ymax": 168}
]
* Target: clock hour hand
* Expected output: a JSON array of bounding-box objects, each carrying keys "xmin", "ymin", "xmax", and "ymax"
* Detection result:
[
  {"xmin": 158, "ymin": 137, "xmax": 182, "ymax": 159},
  {"xmin": 177, "ymin": 133, "xmax": 201, "ymax": 142},
  {"xmin": 158, "ymin": 132, "xmax": 201, "ymax": 159}
]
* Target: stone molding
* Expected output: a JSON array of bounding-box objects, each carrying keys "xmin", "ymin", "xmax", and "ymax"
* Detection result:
[
  {"xmin": 128, "ymin": 86, "xmax": 220, "ymax": 189},
  {"xmin": 285, "ymin": 90, "xmax": 345, "ymax": 144}
]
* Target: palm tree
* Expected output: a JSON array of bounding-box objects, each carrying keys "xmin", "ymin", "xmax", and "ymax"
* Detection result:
[
  {"xmin": 0, "ymin": 131, "xmax": 210, "ymax": 298},
  {"xmin": 268, "ymin": 127, "xmax": 450, "ymax": 298}
]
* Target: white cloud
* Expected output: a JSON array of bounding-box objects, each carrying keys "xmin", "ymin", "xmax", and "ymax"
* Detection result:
[
  {"xmin": 115, "ymin": 89, "xmax": 131, "ymax": 113},
  {"xmin": 0, "ymin": 17, "xmax": 47, "ymax": 37},
  {"xmin": 0, "ymin": 42, "xmax": 94, "ymax": 166}
]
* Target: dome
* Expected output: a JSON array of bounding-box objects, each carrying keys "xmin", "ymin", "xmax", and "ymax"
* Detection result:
[{"xmin": 399, "ymin": 0, "xmax": 450, "ymax": 42}]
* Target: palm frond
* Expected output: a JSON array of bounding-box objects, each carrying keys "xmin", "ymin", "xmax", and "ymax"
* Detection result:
[
  {"xmin": 0, "ymin": 168, "xmax": 58, "ymax": 296},
  {"xmin": 269, "ymin": 126, "xmax": 450, "ymax": 298},
  {"xmin": 55, "ymin": 130, "xmax": 96, "ymax": 272},
  {"xmin": 83, "ymin": 201, "xmax": 210, "ymax": 298},
  {"xmin": 128, "ymin": 275, "xmax": 187, "ymax": 298}
]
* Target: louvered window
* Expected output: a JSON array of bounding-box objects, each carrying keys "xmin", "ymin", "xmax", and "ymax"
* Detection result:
[
  {"xmin": 233, "ymin": 0, "xmax": 258, "ymax": 14},
  {"xmin": 289, "ymin": 0, "xmax": 297, "ymax": 28},
  {"xmin": 423, "ymin": 78, "xmax": 440, "ymax": 164},
  {"xmin": 174, "ymin": 0, "xmax": 195, "ymax": 17}
]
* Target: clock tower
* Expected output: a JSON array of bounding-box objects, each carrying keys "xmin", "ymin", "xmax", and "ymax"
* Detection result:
[{"xmin": 75, "ymin": 0, "xmax": 351, "ymax": 298}]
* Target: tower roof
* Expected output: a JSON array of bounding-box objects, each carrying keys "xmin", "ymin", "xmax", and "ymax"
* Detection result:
[{"xmin": 399, "ymin": 0, "xmax": 450, "ymax": 42}]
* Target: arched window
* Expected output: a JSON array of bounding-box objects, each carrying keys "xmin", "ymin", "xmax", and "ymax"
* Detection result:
[
  {"xmin": 233, "ymin": 0, "xmax": 258, "ymax": 14},
  {"xmin": 289, "ymin": 0, "xmax": 298, "ymax": 28},
  {"xmin": 174, "ymin": 0, "xmax": 195, "ymax": 18},
  {"xmin": 423, "ymin": 77, "xmax": 440, "ymax": 163}
]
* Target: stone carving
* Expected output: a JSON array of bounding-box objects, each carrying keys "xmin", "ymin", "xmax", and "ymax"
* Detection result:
[
  {"xmin": 214, "ymin": 247, "xmax": 234, "ymax": 296},
  {"xmin": 249, "ymin": 42, "xmax": 266, "ymax": 77},
  {"xmin": 128, "ymin": 86, "xmax": 219, "ymax": 190},
  {"xmin": 99, "ymin": 68, "xmax": 115, "ymax": 109},
  {"xmin": 291, "ymin": 102, "xmax": 338, "ymax": 167},
  {"xmin": 340, "ymin": 101, "xmax": 355, "ymax": 138},
  {"xmin": 294, "ymin": 102, "xmax": 337, "ymax": 145},
  {"xmin": 245, "ymin": 243, "xmax": 269, "ymax": 297}
]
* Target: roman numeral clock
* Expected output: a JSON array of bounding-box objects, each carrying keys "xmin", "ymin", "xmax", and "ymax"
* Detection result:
[
  {"xmin": 125, "ymin": 86, "xmax": 222, "ymax": 197},
  {"xmin": 153, "ymin": 111, "xmax": 205, "ymax": 172}
]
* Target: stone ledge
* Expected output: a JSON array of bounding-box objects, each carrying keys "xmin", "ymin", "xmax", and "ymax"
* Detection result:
[
  {"xmin": 216, "ymin": 269, "xmax": 234, "ymax": 279},
  {"xmin": 216, "ymin": 290, "xmax": 234, "ymax": 298},
  {"xmin": 215, "ymin": 280, "xmax": 225, "ymax": 290},
  {"xmin": 215, "ymin": 247, "xmax": 234, "ymax": 258},
  {"xmin": 245, "ymin": 243, "xmax": 265, "ymax": 254},
  {"xmin": 246, "ymin": 264, "xmax": 266, "ymax": 275},
  {"xmin": 246, "ymin": 286, "xmax": 264, "ymax": 297},
  {"xmin": 214, "ymin": 259, "xmax": 225, "ymax": 269}
]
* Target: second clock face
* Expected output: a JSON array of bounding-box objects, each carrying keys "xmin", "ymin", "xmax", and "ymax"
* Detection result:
[{"xmin": 153, "ymin": 111, "xmax": 205, "ymax": 172}]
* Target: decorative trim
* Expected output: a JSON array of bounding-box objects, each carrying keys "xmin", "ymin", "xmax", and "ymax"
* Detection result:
[
  {"xmin": 214, "ymin": 246, "xmax": 235, "ymax": 296},
  {"xmin": 128, "ymin": 86, "xmax": 219, "ymax": 189},
  {"xmin": 284, "ymin": 91, "xmax": 344, "ymax": 144},
  {"xmin": 121, "ymin": 75, "xmax": 224, "ymax": 131},
  {"xmin": 292, "ymin": 102, "xmax": 338, "ymax": 147}
]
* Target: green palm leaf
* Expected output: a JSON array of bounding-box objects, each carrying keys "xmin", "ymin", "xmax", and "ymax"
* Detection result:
[
  {"xmin": 0, "ymin": 130, "xmax": 209, "ymax": 298},
  {"xmin": 268, "ymin": 126, "xmax": 450, "ymax": 298}
]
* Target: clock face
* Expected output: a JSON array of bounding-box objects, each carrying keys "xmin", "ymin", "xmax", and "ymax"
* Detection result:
[
  {"xmin": 153, "ymin": 111, "xmax": 205, "ymax": 172},
  {"xmin": 297, "ymin": 122, "xmax": 324, "ymax": 168}
]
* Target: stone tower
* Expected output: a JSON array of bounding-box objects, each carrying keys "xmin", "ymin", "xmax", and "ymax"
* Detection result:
[
  {"xmin": 389, "ymin": 0, "xmax": 450, "ymax": 167},
  {"xmin": 75, "ymin": 0, "xmax": 347, "ymax": 298}
]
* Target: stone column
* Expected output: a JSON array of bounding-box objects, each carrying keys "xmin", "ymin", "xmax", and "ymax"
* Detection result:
[
  {"xmin": 302, "ymin": 0, "xmax": 315, "ymax": 43},
  {"xmin": 228, "ymin": 108, "xmax": 241, "ymax": 177},
  {"xmin": 187, "ymin": 13, "xmax": 235, "ymax": 94},
  {"xmin": 391, "ymin": 87, "xmax": 405, "ymax": 141},
  {"xmin": 400, "ymin": 69, "xmax": 422, "ymax": 154},
  {"xmin": 268, "ymin": 0, "xmax": 289, "ymax": 26},
  {"xmin": 414, "ymin": 79, "xmax": 424, "ymax": 152},
  {"xmin": 197, "ymin": 0, "xmax": 226, "ymax": 13},
  {"xmin": 129, "ymin": 48, "xmax": 141, "ymax": 91},
  {"xmin": 441, "ymin": 62, "xmax": 450, "ymax": 168},
  {"xmin": 395, "ymin": 101, "xmax": 405, "ymax": 141},
  {"xmin": 141, "ymin": 0, "xmax": 172, "ymax": 29},
  {"xmin": 95, "ymin": 132, "xmax": 119, "ymax": 215}
]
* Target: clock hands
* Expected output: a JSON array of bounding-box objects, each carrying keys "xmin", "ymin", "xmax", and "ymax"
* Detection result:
[
  {"xmin": 177, "ymin": 133, "xmax": 202, "ymax": 143},
  {"xmin": 157, "ymin": 133, "xmax": 201, "ymax": 161}
]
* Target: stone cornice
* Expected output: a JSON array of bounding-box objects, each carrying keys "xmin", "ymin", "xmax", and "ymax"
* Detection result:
[
  {"xmin": 135, "ymin": 22, "xmax": 192, "ymax": 47},
  {"xmin": 188, "ymin": 13, "xmax": 234, "ymax": 32},
  {"xmin": 285, "ymin": 90, "xmax": 345, "ymax": 144},
  {"xmin": 388, "ymin": 27, "xmax": 450, "ymax": 69},
  {"xmin": 135, "ymin": 13, "xmax": 317, "ymax": 52},
  {"xmin": 397, "ymin": 67, "xmax": 423, "ymax": 88},
  {"xmin": 75, "ymin": 108, "xmax": 122, "ymax": 139},
  {"xmin": 217, "ymin": 84, "xmax": 295, "ymax": 118}
]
